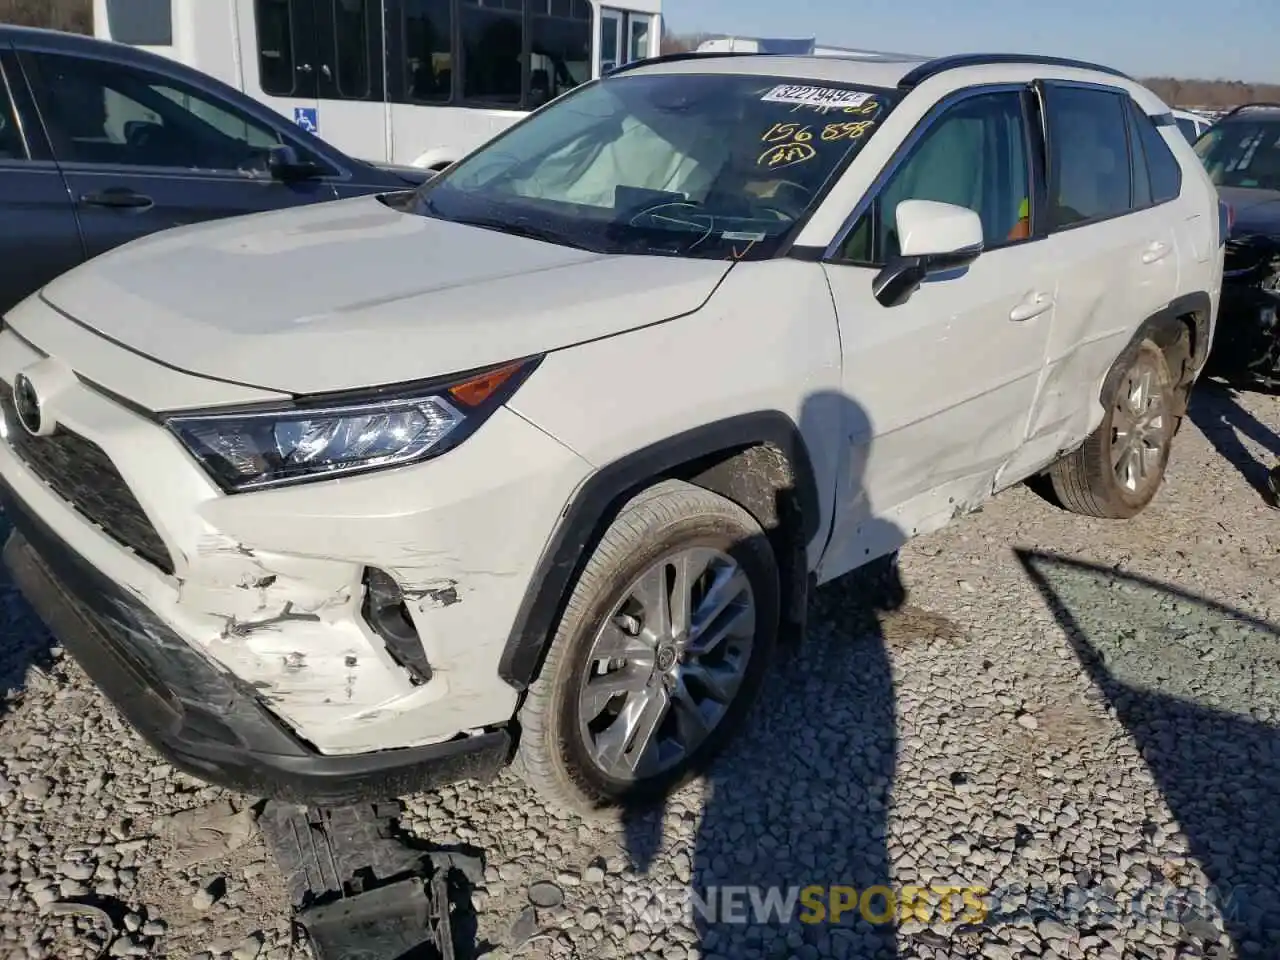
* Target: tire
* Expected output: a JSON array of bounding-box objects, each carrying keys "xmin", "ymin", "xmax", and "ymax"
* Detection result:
[
  {"xmin": 515, "ymin": 479, "xmax": 780, "ymax": 816},
  {"xmin": 1049, "ymin": 337, "xmax": 1177, "ymax": 519}
]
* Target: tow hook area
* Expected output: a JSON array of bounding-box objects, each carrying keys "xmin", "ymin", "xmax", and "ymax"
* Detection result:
[{"xmin": 257, "ymin": 800, "xmax": 485, "ymax": 959}]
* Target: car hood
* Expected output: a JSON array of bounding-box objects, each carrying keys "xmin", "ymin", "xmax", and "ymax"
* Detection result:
[
  {"xmin": 38, "ymin": 196, "xmax": 732, "ymax": 396},
  {"xmin": 1219, "ymin": 186, "xmax": 1280, "ymax": 238}
]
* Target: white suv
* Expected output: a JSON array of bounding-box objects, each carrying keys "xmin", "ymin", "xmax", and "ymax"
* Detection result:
[{"xmin": 0, "ymin": 51, "xmax": 1223, "ymax": 813}]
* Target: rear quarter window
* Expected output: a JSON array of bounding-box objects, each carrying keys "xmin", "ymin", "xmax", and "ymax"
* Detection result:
[{"xmin": 1131, "ymin": 104, "xmax": 1183, "ymax": 204}]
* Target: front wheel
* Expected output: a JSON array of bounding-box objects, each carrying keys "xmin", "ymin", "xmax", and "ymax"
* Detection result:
[
  {"xmin": 1049, "ymin": 337, "xmax": 1176, "ymax": 519},
  {"xmin": 515, "ymin": 480, "xmax": 779, "ymax": 816}
]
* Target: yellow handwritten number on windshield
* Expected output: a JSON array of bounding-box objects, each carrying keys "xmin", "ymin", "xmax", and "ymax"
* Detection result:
[
  {"xmin": 758, "ymin": 142, "xmax": 817, "ymax": 169},
  {"xmin": 821, "ymin": 121, "xmax": 876, "ymax": 142},
  {"xmin": 761, "ymin": 122, "xmax": 815, "ymax": 143}
]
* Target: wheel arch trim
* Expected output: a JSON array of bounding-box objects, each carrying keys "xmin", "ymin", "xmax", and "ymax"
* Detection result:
[{"xmin": 497, "ymin": 412, "xmax": 822, "ymax": 691}]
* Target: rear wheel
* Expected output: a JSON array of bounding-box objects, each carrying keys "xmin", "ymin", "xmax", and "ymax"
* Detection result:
[
  {"xmin": 1049, "ymin": 338, "xmax": 1176, "ymax": 519},
  {"xmin": 515, "ymin": 480, "xmax": 779, "ymax": 816}
]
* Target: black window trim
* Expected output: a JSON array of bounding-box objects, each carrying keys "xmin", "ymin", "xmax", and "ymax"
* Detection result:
[
  {"xmin": 15, "ymin": 43, "xmax": 357, "ymax": 182},
  {"xmin": 1039, "ymin": 78, "xmax": 1147, "ymax": 236},
  {"xmin": 819, "ymin": 82, "xmax": 1043, "ymax": 268}
]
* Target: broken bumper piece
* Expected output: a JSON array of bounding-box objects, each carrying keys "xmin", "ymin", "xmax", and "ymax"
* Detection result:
[{"xmin": 0, "ymin": 480, "xmax": 510, "ymax": 805}]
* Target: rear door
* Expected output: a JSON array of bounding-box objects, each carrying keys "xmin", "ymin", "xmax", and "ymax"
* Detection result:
[
  {"xmin": 19, "ymin": 46, "xmax": 341, "ymax": 262},
  {"xmin": 1019, "ymin": 81, "xmax": 1181, "ymax": 458},
  {"xmin": 0, "ymin": 48, "xmax": 83, "ymax": 315}
]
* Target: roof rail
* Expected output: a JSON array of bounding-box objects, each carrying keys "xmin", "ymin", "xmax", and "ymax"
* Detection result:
[
  {"xmin": 1216, "ymin": 102, "xmax": 1280, "ymax": 121},
  {"xmin": 604, "ymin": 50, "xmax": 761, "ymax": 76},
  {"xmin": 897, "ymin": 53, "xmax": 1131, "ymax": 90}
]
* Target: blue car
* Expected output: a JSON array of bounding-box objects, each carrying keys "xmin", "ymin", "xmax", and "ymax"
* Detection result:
[{"xmin": 0, "ymin": 25, "xmax": 429, "ymax": 314}]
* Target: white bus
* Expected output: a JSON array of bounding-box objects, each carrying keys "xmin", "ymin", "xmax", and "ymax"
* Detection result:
[{"xmin": 93, "ymin": 0, "xmax": 663, "ymax": 169}]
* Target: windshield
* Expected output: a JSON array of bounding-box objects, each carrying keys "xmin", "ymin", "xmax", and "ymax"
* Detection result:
[
  {"xmin": 1195, "ymin": 117, "xmax": 1280, "ymax": 191},
  {"xmin": 413, "ymin": 72, "xmax": 895, "ymax": 260}
]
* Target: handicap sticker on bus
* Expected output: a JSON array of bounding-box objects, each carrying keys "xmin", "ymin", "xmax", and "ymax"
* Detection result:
[{"xmin": 293, "ymin": 107, "xmax": 318, "ymax": 134}]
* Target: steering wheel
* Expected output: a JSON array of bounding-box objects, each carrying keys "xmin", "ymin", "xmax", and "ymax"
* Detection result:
[
  {"xmin": 750, "ymin": 179, "xmax": 814, "ymax": 221},
  {"xmin": 627, "ymin": 200, "xmax": 716, "ymax": 248}
]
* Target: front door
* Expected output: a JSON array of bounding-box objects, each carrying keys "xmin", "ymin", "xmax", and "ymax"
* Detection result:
[
  {"xmin": 21, "ymin": 48, "xmax": 338, "ymax": 263},
  {"xmin": 819, "ymin": 86, "xmax": 1056, "ymax": 579},
  {"xmin": 0, "ymin": 52, "xmax": 84, "ymax": 315}
]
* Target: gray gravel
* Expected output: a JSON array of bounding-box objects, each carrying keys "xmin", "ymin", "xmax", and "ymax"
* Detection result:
[{"xmin": 0, "ymin": 380, "xmax": 1277, "ymax": 959}]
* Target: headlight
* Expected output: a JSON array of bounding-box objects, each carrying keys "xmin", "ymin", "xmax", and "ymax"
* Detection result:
[{"xmin": 165, "ymin": 359, "xmax": 537, "ymax": 492}]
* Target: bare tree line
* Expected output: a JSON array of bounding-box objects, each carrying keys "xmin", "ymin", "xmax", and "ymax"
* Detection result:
[
  {"xmin": 1, "ymin": 0, "xmax": 91, "ymax": 34},
  {"xmin": 3, "ymin": 6, "xmax": 1276, "ymax": 110}
]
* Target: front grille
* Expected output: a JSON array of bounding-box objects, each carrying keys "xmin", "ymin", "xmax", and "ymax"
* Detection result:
[{"xmin": 0, "ymin": 383, "xmax": 174, "ymax": 574}]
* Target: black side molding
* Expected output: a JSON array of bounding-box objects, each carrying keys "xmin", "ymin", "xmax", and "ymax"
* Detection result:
[
  {"xmin": 898, "ymin": 54, "xmax": 1131, "ymax": 90},
  {"xmin": 497, "ymin": 412, "xmax": 820, "ymax": 690}
]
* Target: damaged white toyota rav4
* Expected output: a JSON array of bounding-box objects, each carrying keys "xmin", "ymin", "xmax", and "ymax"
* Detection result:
[{"xmin": 0, "ymin": 51, "xmax": 1223, "ymax": 813}]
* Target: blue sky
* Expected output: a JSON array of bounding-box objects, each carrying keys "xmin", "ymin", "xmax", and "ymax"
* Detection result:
[{"xmin": 664, "ymin": 0, "xmax": 1280, "ymax": 84}]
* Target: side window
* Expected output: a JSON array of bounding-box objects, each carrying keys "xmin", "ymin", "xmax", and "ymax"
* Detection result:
[
  {"xmin": 29, "ymin": 53, "xmax": 297, "ymax": 173},
  {"xmin": 332, "ymin": 0, "xmax": 372, "ymax": 99},
  {"xmin": 840, "ymin": 91, "xmax": 1030, "ymax": 265},
  {"xmin": 1044, "ymin": 86, "xmax": 1133, "ymax": 229},
  {"xmin": 255, "ymin": 0, "xmax": 298, "ymax": 97},
  {"xmin": 461, "ymin": 0, "xmax": 524, "ymax": 104},
  {"xmin": 528, "ymin": 0, "xmax": 593, "ymax": 108},
  {"xmin": 405, "ymin": 0, "xmax": 453, "ymax": 102},
  {"xmin": 1131, "ymin": 105, "xmax": 1183, "ymax": 204},
  {"xmin": 1175, "ymin": 116, "xmax": 1198, "ymax": 144}
]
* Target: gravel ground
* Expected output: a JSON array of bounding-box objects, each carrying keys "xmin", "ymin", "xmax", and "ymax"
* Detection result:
[{"xmin": 0, "ymin": 380, "xmax": 1277, "ymax": 960}]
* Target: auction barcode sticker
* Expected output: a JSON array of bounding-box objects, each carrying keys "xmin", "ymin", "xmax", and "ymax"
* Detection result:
[{"xmin": 760, "ymin": 85, "xmax": 875, "ymax": 109}]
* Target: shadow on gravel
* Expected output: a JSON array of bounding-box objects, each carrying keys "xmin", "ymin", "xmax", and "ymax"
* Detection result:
[
  {"xmin": 620, "ymin": 390, "xmax": 907, "ymax": 959},
  {"xmin": 1188, "ymin": 381, "xmax": 1280, "ymax": 501},
  {"xmin": 1018, "ymin": 549, "xmax": 1280, "ymax": 955},
  {"xmin": 0, "ymin": 515, "xmax": 57, "ymax": 715}
]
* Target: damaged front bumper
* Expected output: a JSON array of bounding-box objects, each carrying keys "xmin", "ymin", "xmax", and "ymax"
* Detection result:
[
  {"xmin": 0, "ymin": 299, "xmax": 595, "ymax": 800},
  {"xmin": 0, "ymin": 479, "xmax": 510, "ymax": 804},
  {"xmin": 1206, "ymin": 237, "xmax": 1280, "ymax": 386}
]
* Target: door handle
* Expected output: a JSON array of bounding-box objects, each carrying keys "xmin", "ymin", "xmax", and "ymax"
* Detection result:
[
  {"xmin": 1141, "ymin": 240, "xmax": 1171, "ymax": 264},
  {"xmin": 1009, "ymin": 291, "xmax": 1054, "ymax": 322},
  {"xmin": 81, "ymin": 189, "xmax": 154, "ymax": 211}
]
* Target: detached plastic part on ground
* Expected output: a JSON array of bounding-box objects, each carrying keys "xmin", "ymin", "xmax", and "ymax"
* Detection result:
[{"xmin": 257, "ymin": 800, "xmax": 485, "ymax": 960}]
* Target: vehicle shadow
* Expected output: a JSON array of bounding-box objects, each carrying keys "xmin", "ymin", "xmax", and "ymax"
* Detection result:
[
  {"xmin": 0, "ymin": 514, "xmax": 58, "ymax": 718},
  {"xmin": 1016, "ymin": 548, "xmax": 1280, "ymax": 953},
  {"xmin": 1187, "ymin": 380, "xmax": 1280, "ymax": 500},
  {"xmin": 620, "ymin": 390, "xmax": 907, "ymax": 959}
]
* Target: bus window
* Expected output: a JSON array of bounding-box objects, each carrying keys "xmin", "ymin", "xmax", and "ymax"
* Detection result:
[
  {"xmin": 528, "ymin": 0, "xmax": 592, "ymax": 108},
  {"xmin": 461, "ymin": 0, "xmax": 523, "ymax": 105},
  {"xmin": 332, "ymin": 0, "xmax": 372, "ymax": 98},
  {"xmin": 405, "ymin": 0, "xmax": 452, "ymax": 102},
  {"xmin": 627, "ymin": 12, "xmax": 651, "ymax": 63},
  {"xmin": 104, "ymin": 0, "xmax": 173, "ymax": 46},
  {"xmin": 256, "ymin": 0, "xmax": 298, "ymax": 96}
]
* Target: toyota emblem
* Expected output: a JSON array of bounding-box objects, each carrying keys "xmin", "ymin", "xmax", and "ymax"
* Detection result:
[{"xmin": 13, "ymin": 373, "xmax": 41, "ymax": 436}]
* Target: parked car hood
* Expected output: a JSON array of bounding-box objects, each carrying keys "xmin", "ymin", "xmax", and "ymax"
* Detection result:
[
  {"xmin": 1219, "ymin": 186, "xmax": 1280, "ymax": 238},
  {"xmin": 37, "ymin": 196, "xmax": 732, "ymax": 396}
]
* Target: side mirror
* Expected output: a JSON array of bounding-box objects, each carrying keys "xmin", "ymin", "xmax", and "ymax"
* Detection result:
[
  {"xmin": 267, "ymin": 143, "xmax": 323, "ymax": 182},
  {"xmin": 873, "ymin": 199, "xmax": 984, "ymax": 307}
]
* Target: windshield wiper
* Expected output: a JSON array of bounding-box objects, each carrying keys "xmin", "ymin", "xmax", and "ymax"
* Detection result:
[{"xmin": 451, "ymin": 215, "xmax": 595, "ymax": 251}]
